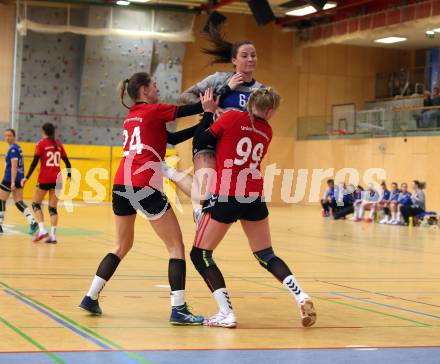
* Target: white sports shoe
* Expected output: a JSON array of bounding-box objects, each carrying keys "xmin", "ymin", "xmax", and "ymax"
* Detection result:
[
  {"xmin": 378, "ymin": 217, "xmax": 389, "ymax": 224},
  {"xmin": 298, "ymin": 299, "xmax": 317, "ymax": 327},
  {"xmin": 203, "ymin": 311, "xmax": 237, "ymax": 328},
  {"xmin": 391, "ymin": 220, "xmax": 401, "ymax": 225}
]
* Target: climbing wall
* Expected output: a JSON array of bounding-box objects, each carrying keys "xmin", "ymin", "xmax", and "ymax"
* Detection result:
[{"xmin": 15, "ymin": 5, "xmax": 191, "ymax": 146}]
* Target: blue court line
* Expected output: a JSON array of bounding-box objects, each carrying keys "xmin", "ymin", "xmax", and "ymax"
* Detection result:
[
  {"xmin": 2, "ymin": 347, "xmax": 440, "ymax": 364},
  {"xmin": 3, "ymin": 289, "xmax": 112, "ymax": 349},
  {"xmin": 2, "ymin": 290, "xmax": 146, "ymax": 364},
  {"xmin": 333, "ymin": 293, "xmax": 440, "ymax": 320}
]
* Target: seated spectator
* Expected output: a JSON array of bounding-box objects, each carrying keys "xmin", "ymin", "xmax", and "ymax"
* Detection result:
[
  {"xmin": 352, "ymin": 183, "xmax": 379, "ymax": 222},
  {"xmin": 400, "ymin": 180, "xmax": 426, "ymax": 225},
  {"xmin": 424, "ymin": 91, "xmax": 433, "ymax": 107},
  {"xmin": 388, "ymin": 182, "xmax": 412, "ymax": 225},
  {"xmin": 419, "ymin": 91, "xmax": 433, "ymax": 128},
  {"xmin": 333, "ymin": 184, "xmax": 356, "ymax": 220},
  {"xmin": 432, "ymin": 86, "xmax": 440, "ymax": 105},
  {"xmin": 426, "ymin": 87, "xmax": 440, "ymax": 127},
  {"xmin": 321, "ymin": 179, "xmax": 335, "ymax": 217},
  {"xmin": 378, "ymin": 182, "xmax": 400, "ymax": 224}
]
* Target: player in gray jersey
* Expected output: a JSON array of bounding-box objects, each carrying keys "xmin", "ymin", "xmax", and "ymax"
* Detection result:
[{"xmin": 163, "ymin": 25, "xmax": 264, "ymax": 223}]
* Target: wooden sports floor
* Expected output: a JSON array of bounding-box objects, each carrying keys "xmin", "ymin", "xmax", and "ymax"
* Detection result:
[{"xmin": 1, "ymin": 202, "xmax": 440, "ymax": 364}]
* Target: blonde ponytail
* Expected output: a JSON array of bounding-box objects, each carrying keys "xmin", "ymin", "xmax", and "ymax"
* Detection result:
[{"xmin": 247, "ymin": 87, "xmax": 281, "ymax": 118}]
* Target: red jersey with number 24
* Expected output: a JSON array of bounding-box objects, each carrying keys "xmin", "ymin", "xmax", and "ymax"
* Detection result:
[
  {"xmin": 209, "ymin": 110, "xmax": 273, "ymax": 197},
  {"xmin": 113, "ymin": 103, "xmax": 178, "ymax": 189},
  {"xmin": 35, "ymin": 138, "xmax": 67, "ymax": 184}
]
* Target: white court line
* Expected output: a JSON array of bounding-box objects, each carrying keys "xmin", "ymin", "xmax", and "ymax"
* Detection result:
[{"xmin": 0, "ymin": 224, "xmax": 28, "ymax": 236}]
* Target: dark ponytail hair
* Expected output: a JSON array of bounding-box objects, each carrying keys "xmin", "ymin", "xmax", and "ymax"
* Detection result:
[
  {"xmin": 42, "ymin": 122, "xmax": 58, "ymax": 150},
  {"xmin": 413, "ymin": 180, "xmax": 426, "ymax": 190},
  {"xmin": 202, "ymin": 24, "xmax": 254, "ymax": 65},
  {"xmin": 118, "ymin": 72, "xmax": 152, "ymax": 109},
  {"xmin": 5, "ymin": 128, "xmax": 16, "ymax": 137}
]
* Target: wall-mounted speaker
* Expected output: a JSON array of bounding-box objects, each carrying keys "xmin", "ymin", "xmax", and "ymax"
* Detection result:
[
  {"xmin": 247, "ymin": 0, "xmax": 275, "ymax": 26},
  {"xmin": 306, "ymin": 0, "xmax": 327, "ymax": 11}
]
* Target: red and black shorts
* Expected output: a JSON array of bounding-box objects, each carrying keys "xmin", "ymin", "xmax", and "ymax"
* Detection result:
[
  {"xmin": 112, "ymin": 184, "xmax": 170, "ymax": 217},
  {"xmin": 201, "ymin": 194, "xmax": 269, "ymax": 224}
]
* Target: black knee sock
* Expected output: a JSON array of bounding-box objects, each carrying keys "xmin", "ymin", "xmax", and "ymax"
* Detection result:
[
  {"xmin": 96, "ymin": 253, "xmax": 121, "ymax": 281},
  {"xmin": 0, "ymin": 200, "xmax": 5, "ymax": 225},
  {"xmin": 191, "ymin": 247, "xmax": 226, "ymax": 292},
  {"xmin": 202, "ymin": 265, "xmax": 226, "ymax": 293},
  {"xmin": 168, "ymin": 259, "xmax": 186, "ymax": 291},
  {"xmin": 255, "ymin": 247, "xmax": 293, "ymax": 283},
  {"xmin": 267, "ymin": 257, "xmax": 293, "ymax": 282}
]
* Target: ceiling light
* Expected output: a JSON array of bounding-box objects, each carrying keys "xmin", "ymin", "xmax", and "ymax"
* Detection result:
[
  {"xmin": 116, "ymin": 0, "xmax": 130, "ymax": 5},
  {"xmin": 130, "ymin": 0, "xmax": 151, "ymax": 2},
  {"xmin": 433, "ymin": 28, "xmax": 440, "ymax": 32},
  {"xmin": 426, "ymin": 30, "xmax": 435, "ymax": 35},
  {"xmin": 286, "ymin": 2, "xmax": 337, "ymax": 16},
  {"xmin": 374, "ymin": 37, "xmax": 407, "ymax": 44}
]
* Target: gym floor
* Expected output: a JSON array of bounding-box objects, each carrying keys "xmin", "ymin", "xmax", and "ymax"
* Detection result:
[{"xmin": 1, "ymin": 202, "xmax": 439, "ymax": 364}]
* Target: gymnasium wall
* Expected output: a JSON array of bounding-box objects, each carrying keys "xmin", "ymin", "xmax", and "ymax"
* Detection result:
[
  {"xmin": 293, "ymin": 136, "xmax": 440, "ymax": 210},
  {"xmin": 0, "ymin": 7, "xmax": 435, "ymax": 207},
  {"xmin": 0, "ymin": 141, "xmax": 177, "ymax": 204},
  {"xmin": 3, "ymin": 4, "xmax": 190, "ymax": 145},
  {"xmin": 0, "ymin": 3, "xmax": 15, "ymax": 127},
  {"xmin": 176, "ymin": 14, "xmax": 412, "ymax": 203}
]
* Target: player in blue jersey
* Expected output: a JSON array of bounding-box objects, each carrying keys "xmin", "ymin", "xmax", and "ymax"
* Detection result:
[
  {"xmin": 0, "ymin": 129, "xmax": 38, "ymax": 234},
  {"xmin": 163, "ymin": 25, "xmax": 264, "ymax": 221},
  {"xmin": 378, "ymin": 182, "xmax": 399, "ymax": 224},
  {"xmin": 388, "ymin": 182, "xmax": 411, "ymax": 225}
]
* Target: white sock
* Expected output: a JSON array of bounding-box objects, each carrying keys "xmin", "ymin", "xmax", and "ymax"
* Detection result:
[
  {"xmin": 213, "ymin": 288, "xmax": 233, "ymax": 314},
  {"xmin": 358, "ymin": 207, "xmax": 364, "ymax": 219},
  {"xmin": 50, "ymin": 226, "xmax": 56, "ymax": 239},
  {"xmin": 369, "ymin": 209, "xmax": 375, "ymax": 219},
  {"xmin": 170, "ymin": 290, "xmax": 185, "ymax": 307},
  {"xmin": 23, "ymin": 208, "xmax": 35, "ymax": 224},
  {"xmin": 397, "ymin": 211, "xmax": 401, "ymax": 222},
  {"xmin": 391, "ymin": 211, "xmax": 397, "ymax": 220},
  {"xmin": 87, "ymin": 275, "xmax": 107, "ymax": 300},
  {"xmin": 283, "ymin": 275, "xmax": 309, "ymax": 303},
  {"xmin": 0, "ymin": 212, "xmax": 4, "ymax": 225},
  {"xmin": 38, "ymin": 222, "xmax": 47, "ymax": 234}
]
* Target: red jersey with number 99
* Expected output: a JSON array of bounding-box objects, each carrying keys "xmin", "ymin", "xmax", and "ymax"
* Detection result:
[
  {"xmin": 35, "ymin": 138, "xmax": 67, "ymax": 184},
  {"xmin": 209, "ymin": 110, "xmax": 273, "ymax": 197},
  {"xmin": 113, "ymin": 103, "xmax": 178, "ymax": 189}
]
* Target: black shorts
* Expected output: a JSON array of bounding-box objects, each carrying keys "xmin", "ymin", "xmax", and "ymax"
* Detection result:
[
  {"xmin": 192, "ymin": 139, "xmax": 216, "ymax": 158},
  {"xmin": 112, "ymin": 184, "xmax": 170, "ymax": 217},
  {"xmin": 192, "ymin": 144, "xmax": 216, "ymax": 159},
  {"xmin": 37, "ymin": 183, "xmax": 59, "ymax": 191},
  {"xmin": 0, "ymin": 179, "xmax": 21, "ymax": 192},
  {"xmin": 202, "ymin": 194, "xmax": 269, "ymax": 224}
]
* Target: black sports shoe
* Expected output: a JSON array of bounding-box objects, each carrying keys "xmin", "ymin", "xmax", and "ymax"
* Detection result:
[
  {"xmin": 79, "ymin": 296, "xmax": 102, "ymax": 315},
  {"xmin": 0, "ymin": 225, "xmax": 3, "ymax": 233}
]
